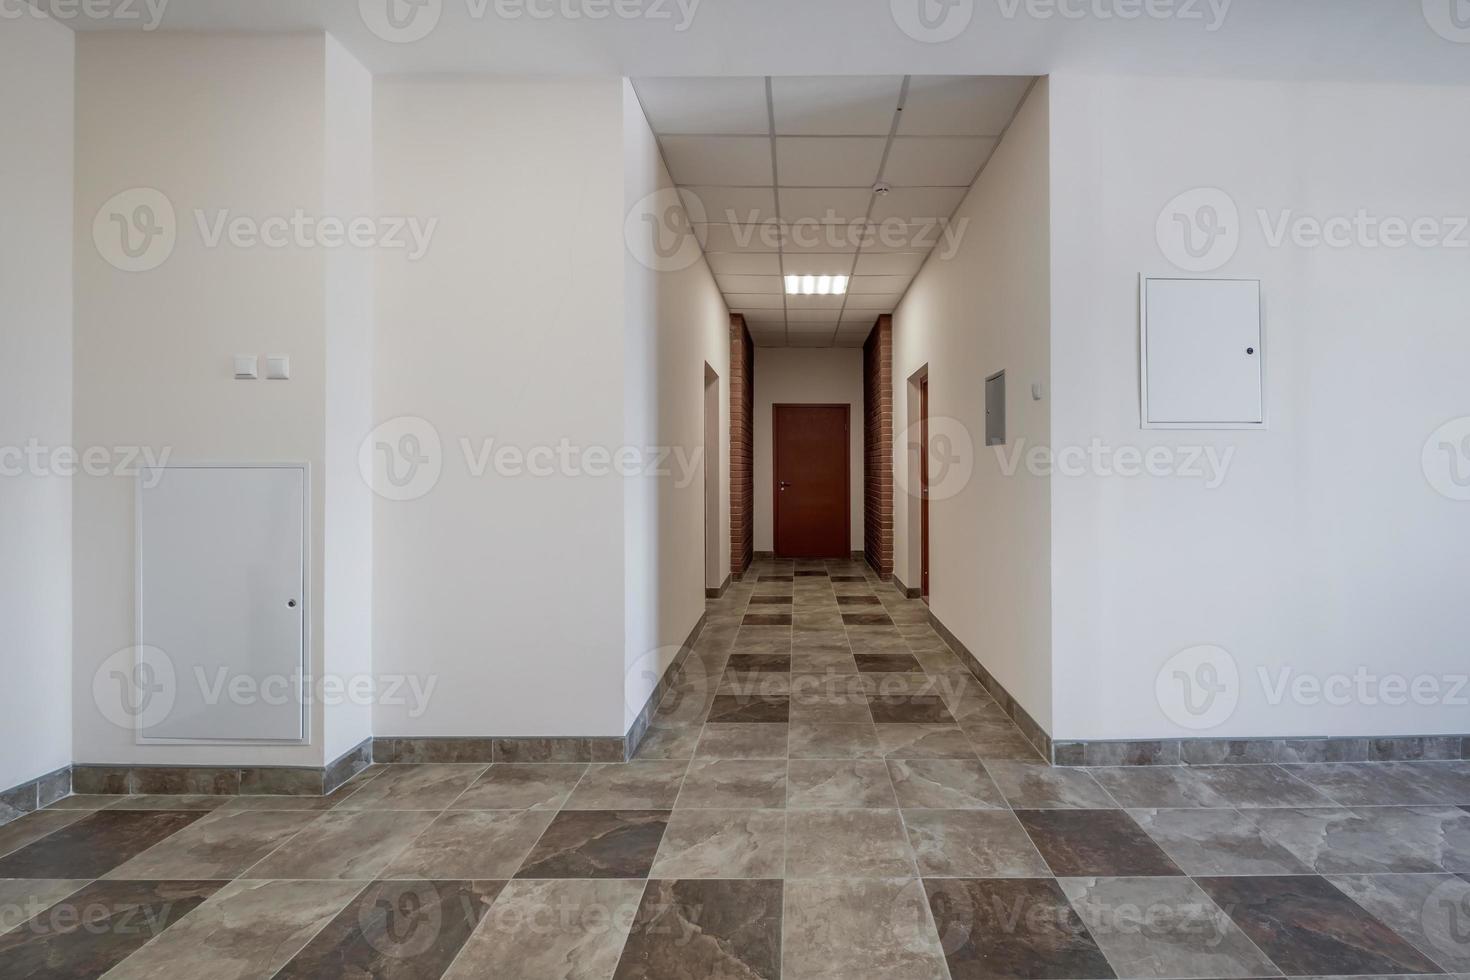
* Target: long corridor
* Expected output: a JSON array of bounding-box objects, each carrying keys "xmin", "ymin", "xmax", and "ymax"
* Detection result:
[{"xmin": 4, "ymin": 558, "xmax": 1470, "ymax": 976}]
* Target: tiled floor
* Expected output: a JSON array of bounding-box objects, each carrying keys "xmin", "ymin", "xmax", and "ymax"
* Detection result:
[{"xmin": 5, "ymin": 558, "xmax": 1470, "ymax": 977}]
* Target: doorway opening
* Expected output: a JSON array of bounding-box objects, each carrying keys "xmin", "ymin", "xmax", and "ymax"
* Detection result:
[
  {"xmin": 905, "ymin": 366, "xmax": 930, "ymax": 602},
  {"xmin": 773, "ymin": 403, "xmax": 850, "ymax": 559},
  {"xmin": 704, "ymin": 364, "xmax": 722, "ymax": 595}
]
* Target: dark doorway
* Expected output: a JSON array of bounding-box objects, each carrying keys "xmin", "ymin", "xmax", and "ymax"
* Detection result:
[
  {"xmin": 919, "ymin": 375, "xmax": 930, "ymax": 601},
  {"xmin": 773, "ymin": 404, "xmax": 849, "ymax": 559}
]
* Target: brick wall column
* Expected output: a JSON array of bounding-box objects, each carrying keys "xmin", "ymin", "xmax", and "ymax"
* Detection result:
[
  {"xmin": 729, "ymin": 315, "xmax": 754, "ymax": 577},
  {"xmin": 862, "ymin": 315, "xmax": 894, "ymax": 577}
]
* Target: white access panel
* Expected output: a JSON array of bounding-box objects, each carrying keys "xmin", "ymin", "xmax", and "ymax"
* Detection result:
[
  {"xmin": 1141, "ymin": 277, "xmax": 1264, "ymax": 428},
  {"xmin": 136, "ymin": 464, "xmax": 308, "ymax": 743}
]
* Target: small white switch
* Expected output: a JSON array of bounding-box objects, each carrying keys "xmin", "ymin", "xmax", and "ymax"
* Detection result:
[
  {"xmin": 266, "ymin": 355, "xmax": 290, "ymax": 380},
  {"xmin": 233, "ymin": 354, "xmax": 258, "ymax": 380},
  {"xmin": 1031, "ymin": 383, "xmax": 1044, "ymax": 401}
]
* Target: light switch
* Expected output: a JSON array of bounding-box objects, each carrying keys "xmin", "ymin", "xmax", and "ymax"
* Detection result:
[
  {"xmin": 233, "ymin": 355, "xmax": 258, "ymax": 380},
  {"xmin": 266, "ymin": 355, "xmax": 290, "ymax": 380},
  {"xmin": 1031, "ymin": 383, "xmax": 1044, "ymax": 401}
]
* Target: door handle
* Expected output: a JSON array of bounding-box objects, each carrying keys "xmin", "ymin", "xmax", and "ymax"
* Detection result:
[{"xmin": 779, "ymin": 481, "xmax": 791, "ymax": 491}]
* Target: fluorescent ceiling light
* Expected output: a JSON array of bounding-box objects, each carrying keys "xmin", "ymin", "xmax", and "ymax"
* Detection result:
[{"xmin": 785, "ymin": 274, "xmax": 849, "ymax": 295}]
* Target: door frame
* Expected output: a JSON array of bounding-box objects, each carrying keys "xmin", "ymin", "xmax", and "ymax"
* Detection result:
[
  {"xmin": 919, "ymin": 375, "xmax": 930, "ymax": 602},
  {"xmin": 772, "ymin": 402, "xmax": 851, "ymax": 559},
  {"xmin": 703, "ymin": 363, "xmax": 722, "ymax": 594}
]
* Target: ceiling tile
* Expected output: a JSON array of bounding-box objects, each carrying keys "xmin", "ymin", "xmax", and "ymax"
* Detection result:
[
  {"xmin": 869, "ymin": 186, "xmax": 966, "ymax": 223},
  {"xmin": 723, "ymin": 292, "xmax": 786, "ymax": 309},
  {"xmin": 697, "ymin": 223, "xmax": 779, "ymax": 253},
  {"xmin": 716, "ymin": 274, "xmax": 782, "ymax": 293},
  {"xmin": 899, "ymin": 76, "xmax": 1033, "ymax": 136},
  {"xmin": 771, "ymin": 76, "xmax": 903, "ymax": 135},
  {"xmin": 778, "ymin": 187, "xmax": 872, "ymax": 224},
  {"xmin": 862, "ymin": 222, "xmax": 953, "ymax": 252},
  {"xmin": 780, "ymin": 256, "xmax": 856, "ymax": 279},
  {"xmin": 782, "ymin": 234, "xmax": 859, "ymax": 255},
  {"xmin": 850, "ymin": 275, "xmax": 911, "ymax": 294},
  {"xmin": 786, "ymin": 294, "xmax": 845, "ymax": 311},
  {"xmin": 882, "ymin": 137, "xmax": 997, "ymax": 187},
  {"xmin": 680, "ymin": 186, "xmax": 777, "ymax": 225},
  {"xmin": 853, "ymin": 251, "xmax": 928, "ymax": 276},
  {"xmin": 840, "ymin": 310, "xmax": 882, "ymax": 326},
  {"xmin": 745, "ymin": 314, "xmax": 786, "ymax": 329},
  {"xmin": 788, "ymin": 336, "xmax": 833, "ymax": 348},
  {"xmin": 832, "ymin": 334, "xmax": 868, "ymax": 348},
  {"xmin": 785, "ymin": 310, "xmax": 842, "ymax": 322},
  {"xmin": 662, "ymin": 136, "xmax": 773, "ymax": 186},
  {"xmin": 632, "ymin": 77, "xmax": 769, "ymax": 135},
  {"xmin": 707, "ymin": 253, "xmax": 782, "ymax": 276},
  {"xmin": 775, "ymin": 137, "xmax": 886, "ymax": 187},
  {"xmin": 844, "ymin": 293, "xmax": 904, "ymax": 310}
]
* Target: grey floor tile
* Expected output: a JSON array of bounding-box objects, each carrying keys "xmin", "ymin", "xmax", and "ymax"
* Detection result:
[
  {"xmin": 1088, "ymin": 767, "xmax": 1231, "ymax": 808},
  {"xmin": 101, "ymin": 878, "xmax": 363, "ymax": 980},
  {"xmin": 1129, "ymin": 807, "xmax": 1312, "ymax": 876},
  {"xmin": 876, "ymin": 725, "xmax": 978, "ymax": 760},
  {"xmin": 695, "ymin": 723, "xmax": 790, "ymax": 759},
  {"xmin": 384, "ymin": 809, "xmax": 556, "ymax": 878},
  {"xmin": 105, "ymin": 809, "xmax": 321, "ymax": 880},
  {"xmin": 785, "ymin": 809, "xmax": 917, "ymax": 879},
  {"xmin": 0, "ymin": 878, "xmax": 90, "ymax": 935},
  {"xmin": 333, "ymin": 764, "xmax": 487, "ymax": 810},
  {"xmin": 563, "ymin": 762, "xmax": 688, "ymax": 810},
  {"xmin": 984, "ymin": 761, "xmax": 1119, "ymax": 809},
  {"xmin": 888, "ymin": 758, "xmax": 1007, "ymax": 809},
  {"xmin": 783, "ymin": 878, "xmax": 948, "ymax": 980},
  {"xmin": 903, "ymin": 809, "xmax": 1050, "ymax": 877},
  {"xmin": 1059, "ymin": 875, "xmax": 1281, "ymax": 978},
  {"xmin": 1327, "ymin": 872, "xmax": 1470, "ymax": 972},
  {"xmin": 677, "ymin": 759, "xmax": 788, "ymax": 808},
  {"xmin": 787, "ymin": 760, "xmax": 897, "ymax": 808},
  {"xmin": 649, "ymin": 808, "xmax": 787, "ymax": 879},
  {"xmin": 452, "ymin": 763, "xmax": 588, "ymax": 810},
  {"xmin": 789, "ymin": 722, "xmax": 884, "ymax": 759},
  {"xmin": 242, "ymin": 809, "xmax": 437, "ymax": 880},
  {"xmin": 1246, "ymin": 805, "xmax": 1470, "ymax": 874},
  {"xmin": 443, "ymin": 879, "xmax": 645, "ymax": 980}
]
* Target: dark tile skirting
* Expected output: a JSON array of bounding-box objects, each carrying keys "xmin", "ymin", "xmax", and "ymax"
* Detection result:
[
  {"xmin": 890, "ymin": 571, "xmax": 921, "ymax": 599},
  {"xmin": 624, "ymin": 612, "xmax": 706, "ymax": 760},
  {"xmin": 0, "ymin": 765, "xmax": 70, "ymax": 827},
  {"xmin": 928, "ymin": 608, "xmax": 1055, "ymax": 762},
  {"xmin": 61, "ymin": 736, "xmax": 374, "ymax": 804},
  {"xmin": 705, "ymin": 573, "xmax": 732, "ymax": 599}
]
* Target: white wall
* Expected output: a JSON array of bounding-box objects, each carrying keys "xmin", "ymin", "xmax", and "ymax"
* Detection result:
[
  {"xmin": 72, "ymin": 33, "xmax": 373, "ymax": 767},
  {"xmin": 321, "ymin": 36, "xmax": 376, "ymax": 762},
  {"xmin": 752, "ymin": 347, "xmax": 865, "ymax": 554},
  {"xmin": 1048, "ymin": 74, "xmax": 1470, "ymax": 741},
  {"xmin": 621, "ymin": 81, "xmax": 731, "ymax": 728},
  {"xmin": 0, "ymin": 12, "xmax": 74, "ymax": 791},
  {"xmin": 373, "ymin": 77, "xmax": 628, "ymax": 738},
  {"xmin": 891, "ymin": 80, "xmax": 1053, "ymax": 730}
]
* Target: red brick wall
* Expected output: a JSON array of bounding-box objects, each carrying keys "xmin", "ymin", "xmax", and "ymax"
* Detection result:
[
  {"xmin": 862, "ymin": 315, "xmax": 894, "ymax": 577},
  {"xmin": 729, "ymin": 315, "xmax": 755, "ymax": 577}
]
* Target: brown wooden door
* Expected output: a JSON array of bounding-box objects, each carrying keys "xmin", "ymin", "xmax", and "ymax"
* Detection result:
[
  {"xmin": 919, "ymin": 376, "xmax": 930, "ymax": 601},
  {"xmin": 773, "ymin": 404, "xmax": 849, "ymax": 559}
]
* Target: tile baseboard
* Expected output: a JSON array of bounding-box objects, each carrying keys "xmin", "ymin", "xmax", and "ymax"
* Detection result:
[
  {"xmin": 0, "ymin": 765, "xmax": 70, "ymax": 828},
  {"xmin": 1054, "ymin": 734, "xmax": 1470, "ymax": 767},
  {"xmin": 623, "ymin": 612, "xmax": 706, "ymax": 761},
  {"xmin": 890, "ymin": 572, "xmax": 920, "ymax": 599},
  {"xmin": 705, "ymin": 573, "xmax": 732, "ymax": 599},
  {"xmin": 929, "ymin": 609, "xmax": 1054, "ymax": 763}
]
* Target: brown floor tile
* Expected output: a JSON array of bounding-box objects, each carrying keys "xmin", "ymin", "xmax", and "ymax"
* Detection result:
[
  {"xmin": 451, "ymin": 762, "xmax": 588, "ymax": 810},
  {"xmin": 0, "ymin": 809, "xmax": 206, "ymax": 879},
  {"xmin": 242, "ymin": 809, "xmax": 438, "ymax": 880},
  {"xmin": 650, "ymin": 809, "xmax": 787, "ymax": 879},
  {"xmin": 104, "ymin": 809, "xmax": 321, "ymax": 880},
  {"xmin": 868, "ymin": 695, "xmax": 957, "ymax": 724},
  {"xmin": 514, "ymin": 809, "xmax": 668, "ymax": 878},
  {"xmin": 385, "ymin": 809, "xmax": 556, "ymax": 878},
  {"xmin": 614, "ymin": 878, "xmax": 782, "ymax": 979},
  {"xmin": 1015, "ymin": 809, "xmax": 1183, "ymax": 877},
  {"xmin": 281, "ymin": 879, "xmax": 503, "ymax": 979},
  {"xmin": 563, "ymin": 762, "xmax": 688, "ymax": 810},
  {"xmin": 707, "ymin": 694, "xmax": 790, "ymax": 723},
  {"xmin": 924, "ymin": 877, "xmax": 1116, "ymax": 980}
]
